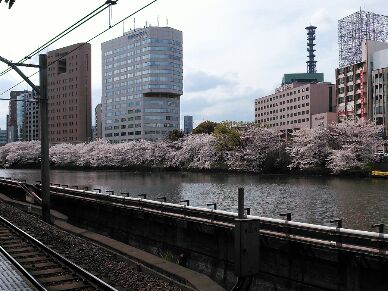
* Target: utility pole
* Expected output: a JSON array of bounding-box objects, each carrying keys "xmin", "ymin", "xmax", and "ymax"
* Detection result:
[
  {"xmin": 0, "ymin": 54, "xmax": 51, "ymax": 223},
  {"xmin": 39, "ymin": 55, "xmax": 50, "ymax": 223}
]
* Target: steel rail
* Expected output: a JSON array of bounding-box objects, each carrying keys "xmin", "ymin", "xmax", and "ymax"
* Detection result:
[
  {"xmin": 0, "ymin": 214, "xmax": 118, "ymax": 291},
  {"xmin": 0, "ymin": 245, "xmax": 46, "ymax": 291}
]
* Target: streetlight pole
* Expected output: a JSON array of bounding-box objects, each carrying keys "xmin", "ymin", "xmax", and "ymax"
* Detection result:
[{"xmin": 0, "ymin": 54, "xmax": 51, "ymax": 223}]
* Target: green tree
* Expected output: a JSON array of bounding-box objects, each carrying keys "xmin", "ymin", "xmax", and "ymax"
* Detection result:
[
  {"xmin": 166, "ymin": 129, "xmax": 184, "ymax": 141},
  {"xmin": 192, "ymin": 121, "xmax": 218, "ymax": 134},
  {"xmin": 213, "ymin": 124, "xmax": 241, "ymax": 151}
]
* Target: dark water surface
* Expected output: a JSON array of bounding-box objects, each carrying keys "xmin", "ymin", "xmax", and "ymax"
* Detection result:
[{"xmin": 1, "ymin": 169, "xmax": 387, "ymax": 231}]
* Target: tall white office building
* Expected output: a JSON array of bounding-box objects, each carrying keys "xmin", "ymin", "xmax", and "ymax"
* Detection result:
[{"xmin": 101, "ymin": 26, "xmax": 183, "ymax": 142}]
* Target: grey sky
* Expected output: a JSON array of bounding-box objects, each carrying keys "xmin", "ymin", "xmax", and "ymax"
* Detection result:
[{"xmin": 1, "ymin": 0, "xmax": 388, "ymax": 129}]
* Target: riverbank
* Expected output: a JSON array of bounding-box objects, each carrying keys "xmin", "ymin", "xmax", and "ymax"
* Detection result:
[{"xmin": 2, "ymin": 163, "xmax": 378, "ymax": 178}]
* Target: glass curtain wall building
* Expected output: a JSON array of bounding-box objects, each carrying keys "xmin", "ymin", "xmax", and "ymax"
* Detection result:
[
  {"xmin": 16, "ymin": 91, "xmax": 34, "ymax": 141},
  {"xmin": 101, "ymin": 26, "xmax": 183, "ymax": 142}
]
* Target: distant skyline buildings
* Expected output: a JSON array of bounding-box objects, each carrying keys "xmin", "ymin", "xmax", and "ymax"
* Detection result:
[
  {"xmin": 95, "ymin": 103, "xmax": 102, "ymax": 139},
  {"xmin": 25, "ymin": 91, "xmax": 40, "ymax": 141},
  {"xmin": 3, "ymin": 5, "xmax": 388, "ymax": 140},
  {"xmin": 0, "ymin": 128, "xmax": 6, "ymax": 146},
  {"xmin": 2, "ymin": 2, "xmax": 388, "ymax": 128},
  {"xmin": 6, "ymin": 90, "xmax": 29, "ymax": 143},
  {"xmin": 101, "ymin": 26, "xmax": 183, "ymax": 142},
  {"xmin": 183, "ymin": 115, "xmax": 193, "ymax": 134}
]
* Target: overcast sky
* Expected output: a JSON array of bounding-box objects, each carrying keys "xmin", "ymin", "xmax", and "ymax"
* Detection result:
[{"xmin": 1, "ymin": 0, "xmax": 388, "ymax": 129}]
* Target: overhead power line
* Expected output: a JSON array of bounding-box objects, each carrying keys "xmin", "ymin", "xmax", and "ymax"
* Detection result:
[
  {"xmin": 0, "ymin": 0, "xmax": 158, "ymax": 97},
  {"xmin": 0, "ymin": 1, "xmax": 116, "ymax": 78}
]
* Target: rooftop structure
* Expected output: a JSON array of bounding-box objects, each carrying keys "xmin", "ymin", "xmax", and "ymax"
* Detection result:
[
  {"xmin": 281, "ymin": 26, "xmax": 324, "ymax": 85},
  {"xmin": 282, "ymin": 73, "xmax": 324, "ymax": 85},
  {"xmin": 338, "ymin": 10, "xmax": 388, "ymax": 68},
  {"xmin": 306, "ymin": 26, "xmax": 317, "ymax": 73}
]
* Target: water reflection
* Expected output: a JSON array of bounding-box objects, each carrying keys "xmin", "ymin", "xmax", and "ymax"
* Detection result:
[{"xmin": 0, "ymin": 169, "xmax": 387, "ymax": 231}]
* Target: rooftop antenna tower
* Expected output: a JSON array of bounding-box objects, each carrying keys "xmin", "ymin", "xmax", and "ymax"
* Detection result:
[{"xmin": 305, "ymin": 25, "xmax": 317, "ymax": 73}]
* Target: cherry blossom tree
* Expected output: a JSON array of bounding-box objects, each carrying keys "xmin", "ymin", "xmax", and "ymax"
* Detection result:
[
  {"xmin": 0, "ymin": 119, "xmax": 384, "ymax": 174},
  {"xmin": 287, "ymin": 119, "xmax": 384, "ymax": 173},
  {"xmin": 167, "ymin": 134, "xmax": 220, "ymax": 169},
  {"xmin": 326, "ymin": 120, "xmax": 384, "ymax": 173},
  {"xmin": 0, "ymin": 141, "xmax": 41, "ymax": 167},
  {"xmin": 50, "ymin": 143, "xmax": 79, "ymax": 167},
  {"xmin": 226, "ymin": 126, "xmax": 286, "ymax": 172},
  {"xmin": 287, "ymin": 127, "xmax": 330, "ymax": 170}
]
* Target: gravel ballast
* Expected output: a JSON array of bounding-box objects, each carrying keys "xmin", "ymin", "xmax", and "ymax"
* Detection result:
[{"xmin": 0, "ymin": 202, "xmax": 182, "ymax": 291}]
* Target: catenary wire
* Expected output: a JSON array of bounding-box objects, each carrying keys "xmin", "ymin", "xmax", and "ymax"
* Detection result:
[
  {"xmin": 0, "ymin": 1, "xmax": 113, "ymax": 78},
  {"xmin": 0, "ymin": 0, "xmax": 158, "ymax": 97}
]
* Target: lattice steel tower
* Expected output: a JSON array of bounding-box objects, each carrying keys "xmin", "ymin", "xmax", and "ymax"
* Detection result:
[
  {"xmin": 338, "ymin": 9, "xmax": 388, "ymax": 68},
  {"xmin": 306, "ymin": 26, "xmax": 317, "ymax": 73}
]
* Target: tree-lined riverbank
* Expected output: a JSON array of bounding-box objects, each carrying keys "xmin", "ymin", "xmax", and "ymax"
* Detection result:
[{"xmin": 0, "ymin": 120, "xmax": 384, "ymax": 175}]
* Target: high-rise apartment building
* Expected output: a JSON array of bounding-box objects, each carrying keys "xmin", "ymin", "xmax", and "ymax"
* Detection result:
[
  {"xmin": 95, "ymin": 103, "xmax": 102, "ymax": 139},
  {"xmin": 47, "ymin": 43, "xmax": 92, "ymax": 143},
  {"xmin": 336, "ymin": 10, "xmax": 388, "ymax": 135},
  {"xmin": 255, "ymin": 82, "xmax": 335, "ymax": 135},
  {"xmin": 335, "ymin": 41, "xmax": 388, "ymax": 129},
  {"xmin": 24, "ymin": 91, "xmax": 40, "ymax": 141},
  {"xmin": 15, "ymin": 91, "xmax": 34, "ymax": 141},
  {"xmin": 7, "ymin": 90, "xmax": 28, "ymax": 142},
  {"xmin": 101, "ymin": 26, "xmax": 183, "ymax": 142},
  {"xmin": 183, "ymin": 115, "xmax": 193, "ymax": 134}
]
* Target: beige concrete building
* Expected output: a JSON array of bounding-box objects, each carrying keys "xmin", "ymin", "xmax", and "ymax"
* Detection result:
[
  {"xmin": 335, "ymin": 62, "xmax": 367, "ymax": 121},
  {"xmin": 311, "ymin": 112, "xmax": 337, "ymax": 129},
  {"xmin": 370, "ymin": 46, "xmax": 388, "ymax": 137},
  {"xmin": 47, "ymin": 43, "xmax": 92, "ymax": 143},
  {"xmin": 254, "ymin": 82, "xmax": 335, "ymax": 135},
  {"xmin": 372, "ymin": 67, "xmax": 388, "ymax": 136}
]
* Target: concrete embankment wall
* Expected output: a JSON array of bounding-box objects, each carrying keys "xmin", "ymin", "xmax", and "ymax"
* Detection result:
[
  {"xmin": 1, "ymin": 180, "xmax": 388, "ymax": 290},
  {"xmin": 46, "ymin": 190, "xmax": 388, "ymax": 291}
]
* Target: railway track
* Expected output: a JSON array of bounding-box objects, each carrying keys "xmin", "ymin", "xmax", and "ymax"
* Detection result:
[{"xmin": 0, "ymin": 215, "xmax": 117, "ymax": 291}]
